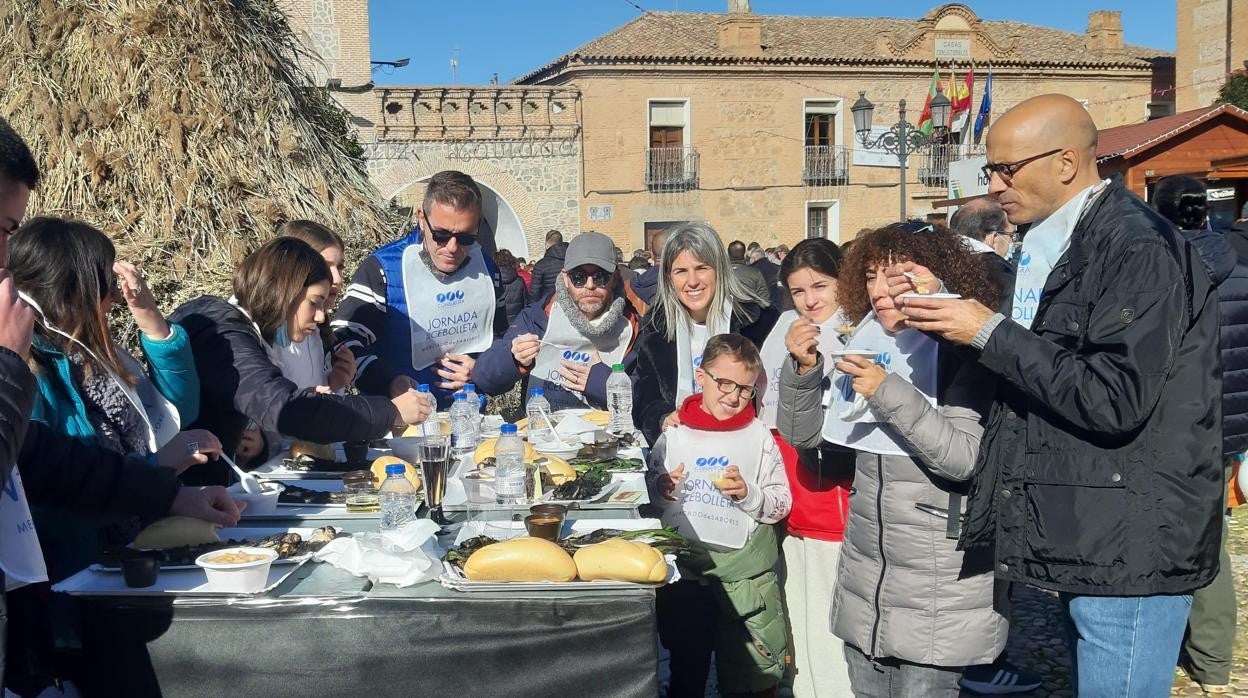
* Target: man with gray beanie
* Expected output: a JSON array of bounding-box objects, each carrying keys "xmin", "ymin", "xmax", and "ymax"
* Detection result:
[{"xmin": 473, "ymin": 231, "xmax": 645, "ymax": 410}]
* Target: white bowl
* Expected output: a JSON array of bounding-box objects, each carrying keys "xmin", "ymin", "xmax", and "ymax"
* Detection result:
[
  {"xmin": 532, "ymin": 441, "xmax": 583, "ymax": 460},
  {"xmin": 227, "ymin": 481, "xmax": 285, "ymax": 516},
  {"xmin": 195, "ymin": 547, "xmax": 278, "ymax": 593},
  {"xmin": 387, "ymin": 436, "xmax": 425, "ymax": 463}
]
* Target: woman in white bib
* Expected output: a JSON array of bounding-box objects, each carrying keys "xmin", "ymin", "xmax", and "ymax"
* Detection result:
[
  {"xmin": 777, "ymin": 222, "xmax": 1007, "ymax": 697},
  {"xmin": 632, "ymin": 222, "xmax": 777, "ymax": 446},
  {"xmin": 757, "ymin": 238, "xmax": 856, "ymax": 697}
]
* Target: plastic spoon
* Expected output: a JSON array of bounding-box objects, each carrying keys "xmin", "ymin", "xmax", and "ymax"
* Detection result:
[{"xmin": 222, "ymin": 453, "xmax": 262, "ymax": 493}]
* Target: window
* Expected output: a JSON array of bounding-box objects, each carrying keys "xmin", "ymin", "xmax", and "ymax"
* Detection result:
[
  {"xmin": 803, "ymin": 100, "xmax": 846, "ymax": 184},
  {"xmin": 805, "ymin": 201, "xmax": 840, "ymax": 240},
  {"xmin": 647, "ymin": 100, "xmax": 697, "ymax": 192}
]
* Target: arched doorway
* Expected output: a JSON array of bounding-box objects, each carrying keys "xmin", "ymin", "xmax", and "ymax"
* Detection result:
[{"xmin": 390, "ymin": 177, "xmax": 529, "ymax": 259}]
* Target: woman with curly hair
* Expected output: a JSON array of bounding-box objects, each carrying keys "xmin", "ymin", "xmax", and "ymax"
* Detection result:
[{"xmin": 776, "ymin": 221, "xmax": 1007, "ymax": 697}]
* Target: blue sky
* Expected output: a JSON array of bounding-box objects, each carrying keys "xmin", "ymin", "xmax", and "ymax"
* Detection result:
[{"xmin": 367, "ymin": 0, "xmax": 1176, "ymax": 86}]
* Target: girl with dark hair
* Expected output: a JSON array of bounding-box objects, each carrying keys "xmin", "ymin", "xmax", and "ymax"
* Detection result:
[
  {"xmin": 777, "ymin": 222, "xmax": 1006, "ymax": 696},
  {"xmin": 9, "ymin": 217, "xmax": 217, "ymax": 579},
  {"xmin": 754, "ymin": 237, "xmax": 855, "ymax": 695},
  {"xmin": 169, "ymin": 237, "xmax": 432, "ymax": 483}
]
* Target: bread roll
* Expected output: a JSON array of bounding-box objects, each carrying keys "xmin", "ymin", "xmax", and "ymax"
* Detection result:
[
  {"xmin": 582, "ymin": 411, "xmax": 610, "ymax": 427},
  {"xmin": 473, "ymin": 437, "xmax": 537, "ymax": 463},
  {"xmin": 370, "ymin": 455, "xmax": 420, "ymax": 489},
  {"xmin": 463, "ymin": 537, "xmax": 577, "ymax": 582},
  {"xmin": 134, "ymin": 517, "xmax": 221, "ymax": 550},
  {"xmin": 573, "ymin": 538, "xmax": 667, "ymax": 583},
  {"xmin": 542, "ymin": 458, "xmax": 577, "ymax": 485}
]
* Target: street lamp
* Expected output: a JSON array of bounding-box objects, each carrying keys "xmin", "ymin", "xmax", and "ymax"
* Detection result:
[{"xmin": 851, "ymin": 89, "xmax": 951, "ymax": 220}]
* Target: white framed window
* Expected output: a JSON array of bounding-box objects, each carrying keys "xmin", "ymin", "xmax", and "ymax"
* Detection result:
[
  {"xmin": 805, "ymin": 200, "xmax": 841, "ymax": 240},
  {"xmin": 648, "ymin": 99, "xmax": 690, "ymax": 148}
]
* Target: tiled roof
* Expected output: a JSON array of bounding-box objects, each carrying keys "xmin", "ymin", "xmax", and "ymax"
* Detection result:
[
  {"xmin": 517, "ymin": 11, "xmax": 1168, "ymax": 83},
  {"xmin": 1096, "ymin": 104, "xmax": 1248, "ymax": 160}
]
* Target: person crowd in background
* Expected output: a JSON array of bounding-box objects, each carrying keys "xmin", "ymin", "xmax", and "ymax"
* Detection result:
[
  {"xmin": 529, "ymin": 229, "xmax": 566, "ymax": 304},
  {"xmin": 492, "ymin": 248, "xmax": 529, "ymax": 328}
]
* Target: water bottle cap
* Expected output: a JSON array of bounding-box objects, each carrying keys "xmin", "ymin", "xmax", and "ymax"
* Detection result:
[
  {"xmin": 465, "ymin": 383, "xmax": 476, "ymax": 391},
  {"xmin": 454, "ymin": 392, "xmax": 467, "ymax": 401},
  {"xmin": 531, "ymin": 388, "xmax": 544, "ymax": 397},
  {"xmin": 611, "ymin": 363, "xmax": 625, "ymax": 372},
  {"xmin": 385, "ymin": 464, "xmax": 406, "ymax": 475},
  {"xmin": 500, "ymin": 423, "xmax": 517, "ymax": 435},
  {"xmin": 417, "ymin": 384, "xmax": 431, "ymax": 392}
]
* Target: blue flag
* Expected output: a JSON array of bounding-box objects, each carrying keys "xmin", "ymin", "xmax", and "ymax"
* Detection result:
[{"xmin": 973, "ymin": 72, "xmax": 992, "ymax": 143}]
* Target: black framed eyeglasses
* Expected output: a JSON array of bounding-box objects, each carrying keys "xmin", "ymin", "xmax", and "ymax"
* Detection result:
[
  {"xmin": 703, "ymin": 368, "xmax": 757, "ymax": 400},
  {"xmin": 420, "ymin": 212, "xmax": 478, "ymax": 248},
  {"xmin": 567, "ymin": 268, "xmax": 612, "ymax": 288},
  {"xmin": 981, "ymin": 149, "xmax": 1062, "ymax": 183}
]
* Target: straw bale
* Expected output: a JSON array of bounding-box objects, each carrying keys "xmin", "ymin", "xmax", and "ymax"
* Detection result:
[{"xmin": 0, "ymin": 0, "xmax": 403, "ymax": 348}]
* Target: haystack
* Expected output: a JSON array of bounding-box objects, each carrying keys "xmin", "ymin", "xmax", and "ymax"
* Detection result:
[{"xmin": 0, "ymin": 0, "xmax": 402, "ymax": 325}]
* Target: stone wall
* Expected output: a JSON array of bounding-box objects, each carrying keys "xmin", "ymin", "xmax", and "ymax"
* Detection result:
[
  {"xmin": 1176, "ymin": 0, "xmax": 1248, "ymax": 111},
  {"xmin": 364, "ymin": 139, "xmax": 581, "ymax": 258},
  {"xmin": 566, "ymin": 66, "xmax": 1158, "ymax": 250}
]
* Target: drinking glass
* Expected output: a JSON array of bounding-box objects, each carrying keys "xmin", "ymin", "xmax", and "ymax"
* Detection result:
[{"xmin": 419, "ymin": 434, "xmax": 452, "ymax": 525}]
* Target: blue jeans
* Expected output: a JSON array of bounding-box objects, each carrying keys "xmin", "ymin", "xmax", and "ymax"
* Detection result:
[{"xmin": 1060, "ymin": 593, "xmax": 1193, "ymax": 697}]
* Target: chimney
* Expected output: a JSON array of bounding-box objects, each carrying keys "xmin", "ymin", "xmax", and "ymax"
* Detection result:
[
  {"xmin": 1085, "ymin": 10, "xmax": 1124, "ymax": 54},
  {"xmin": 719, "ymin": 0, "xmax": 762, "ymax": 56}
]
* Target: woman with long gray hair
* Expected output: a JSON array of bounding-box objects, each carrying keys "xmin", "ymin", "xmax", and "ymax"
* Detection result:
[{"xmin": 631, "ymin": 222, "xmax": 777, "ymax": 446}]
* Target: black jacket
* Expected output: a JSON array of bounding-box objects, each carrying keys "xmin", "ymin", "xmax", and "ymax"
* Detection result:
[
  {"xmin": 0, "ymin": 347, "xmax": 34, "ymax": 635},
  {"xmin": 631, "ymin": 300, "xmax": 779, "ymax": 446},
  {"xmin": 497, "ymin": 265, "xmax": 528, "ymax": 328},
  {"xmin": 961, "ymin": 179, "xmax": 1223, "ymax": 596},
  {"xmin": 1220, "ymin": 224, "xmax": 1248, "ymax": 456},
  {"xmin": 529, "ymin": 243, "xmax": 567, "ymax": 305},
  {"xmin": 751, "ymin": 257, "xmax": 791, "ymax": 311},
  {"xmin": 630, "ymin": 265, "xmax": 660, "ymax": 311},
  {"xmin": 170, "ymin": 296, "xmax": 398, "ymax": 485}
]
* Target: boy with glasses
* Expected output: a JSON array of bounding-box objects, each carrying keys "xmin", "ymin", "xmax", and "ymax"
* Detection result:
[
  {"xmin": 473, "ymin": 231, "xmax": 645, "ymax": 411},
  {"xmin": 334, "ymin": 170, "xmax": 506, "ymax": 409},
  {"xmin": 646, "ymin": 332, "xmax": 793, "ymax": 698}
]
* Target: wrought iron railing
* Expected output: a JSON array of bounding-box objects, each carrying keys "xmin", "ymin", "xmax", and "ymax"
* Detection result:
[
  {"xmin": 917, "ymin": 143, "xmax": 985, "ymax": 188},
  {"xmin": 802, "ymin": 145, "xmax": 849, "ymax": 185},
  {"xmin": 645, "ymin": 146, "xmax": 700, "ymax": 193}
]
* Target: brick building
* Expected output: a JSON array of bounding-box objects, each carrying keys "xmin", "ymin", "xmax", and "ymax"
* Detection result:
[
  {"xmin": 1175, "ymin": 0, "xmax": 1248, "ymax": 112},
  {"xmin": 517, "ymin": 2, "xmax": 1172, "ymax": 249}
]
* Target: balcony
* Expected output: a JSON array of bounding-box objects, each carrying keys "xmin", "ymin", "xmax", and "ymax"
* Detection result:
[
  {"xmin": 802, "ymin": 145, "xmax": 849, "ymax": 185},
  {"xmin": 917, "ymin": 143, "xmax": 985, "ymax": 188},
  {"xmin": 646, "ymin": 146, "xmax": 700, "ymax": 193}
]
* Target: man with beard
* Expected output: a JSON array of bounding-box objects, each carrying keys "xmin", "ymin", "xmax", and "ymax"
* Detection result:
[{"xmin": 474, "ymin": 232, "xmax": 643, "ymax": 411}]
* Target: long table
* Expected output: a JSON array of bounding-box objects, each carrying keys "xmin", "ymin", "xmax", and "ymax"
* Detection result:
[{"xmin": 70, "ymin": 512, "xmax": 660, "ymax": 697}]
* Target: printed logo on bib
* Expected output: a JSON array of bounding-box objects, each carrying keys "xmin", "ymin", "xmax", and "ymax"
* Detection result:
[
  {"xmin": 561, "ymin": 350, "xmax": 592, "ymax": 364},
  {"xmin": 428, "ymin": 310, "xmax": 482, "ymax": 340},
  {"xmin": 694, "ymin": 456, "xmax": 729, "ymax": 469},
  {"xmin": 1013, "ymin": 288, "xmax": 1041, "ymax": 324},
  {"xmin": 1018, "ymin": 251, "xmax": 1032, "ymax": 267},
  {"xmin": 436, "ymin": 290, "xmax": 467, "ymax": 306},
  {"xmin": 693, "ymin": 355, "xmax": 703, "ymax": 368},
  {"xmin": 2, "ymin": 478, "xmax": 40, "ymax": 535}
]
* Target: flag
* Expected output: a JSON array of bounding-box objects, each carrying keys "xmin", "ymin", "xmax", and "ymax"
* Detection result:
[
  {"xmin": 949, "ymin": 69, "xmax": 974, "ymax": 133},
  {"xmin": 973, "ymin": 71, "xmax": 993, "ymax": 143},
  {"xmin": 916, "ymin": 71, "xmax": 943, "ymax": 136}
]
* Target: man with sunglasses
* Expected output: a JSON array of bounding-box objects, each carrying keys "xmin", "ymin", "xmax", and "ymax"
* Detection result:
[
  {"xmin": 335, "ymin": 170, "xmax": 506, "ymax": 409},
  {"xmin": 895, "ymin": 94, "xmax": 1221, "ymax": 696},
  {"xmin": 474, "ymin": 231, "xmax": 644, "ymax": 411}
]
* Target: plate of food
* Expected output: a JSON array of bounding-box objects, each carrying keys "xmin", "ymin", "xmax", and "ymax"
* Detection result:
[
  {"xmin": 94, "ymin": 524, "xmax": 346, "ymax": 571},
  {"xmin": 439, "ymin": 522, "xmax": 686, "ymax": 591}
]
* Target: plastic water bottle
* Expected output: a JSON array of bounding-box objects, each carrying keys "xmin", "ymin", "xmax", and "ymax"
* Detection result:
[
  {"xmin": 606, "ymin": 363, "xmax": 634, "ymax": 435},
  {"xmin": 450, "ymin": 391, "xmax": 479, "ymax": 456},
  {"xmin": 463, "ymin": 382, "xmax": 483, "ymax": 426},
  {"xmin": 494, "ymin": 423, "xmax": 526, "ymax": 505},
  {"xmin": 526, "ymin": 388, "xmax": 554, "ymax": 443},
  {"xmin": 378, "ymin": 464, "xmax": 417, "ymax": 531},
  {"xmin": 416, "ymin": 383, "xmax": 439, "ymax": 433}
]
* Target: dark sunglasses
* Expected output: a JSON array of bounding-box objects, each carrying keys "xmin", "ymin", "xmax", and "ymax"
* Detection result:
[
  {"xmin": 421, "ymin": 212, "xmax": 478, "ymax": 248},
  {"xmin": 703, "ymin": 368, "xmax": 758, "ymax": 400},
  {"xmin": 981, "ymin": 149, "xmax": 1063, "ymax": 183},
  {"xmin": 567, "ymin": 268, "xmax": 612, "ymax": 288}
]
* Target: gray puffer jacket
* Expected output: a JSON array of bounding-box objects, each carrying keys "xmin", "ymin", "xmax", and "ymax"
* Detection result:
[{"xmin": 778, "ymin": 350, "xmax": 1007, "ymax": 667}]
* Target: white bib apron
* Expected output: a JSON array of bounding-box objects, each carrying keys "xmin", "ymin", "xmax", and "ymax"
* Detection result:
[
  {"xmin": 0, "ymin": 467, "xmax": 47, "ymax": 590},
  {"xmin": 1013, "ymin": 181, "xmax": 1106, "ymax": 329},
  {"xmin": 277, "ymin": 332, "xmax": 330, "ymax": 391},
  {"xmin": 757, "ymin": 309, "xmax": 846, "ymax": 427},
  {"xmin": 531, "ymin": 302, "xmax": 633, "ymax": 405},
  {"xmin": 657, "ymin": 421, "xmax": 771, "ymax": 549},
  {"xmin": 402, "ymin": 245, "xmax": 497, "ymax": 370},
  {"xmin": 821, "ymin": 314, "xmax": 938, "ymax": 457}
]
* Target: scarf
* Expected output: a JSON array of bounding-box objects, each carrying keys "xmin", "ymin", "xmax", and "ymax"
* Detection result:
[
  {"xmin": 70, "ymin": 353, "xmax": 150, "ymax": 457},
  {"xmin": 677, "ymin": 393, "xmax": 757, "ymax": 431},
  {"xmin": 553, "ymin": 275, "xmax": 628, "ymax": 340}
]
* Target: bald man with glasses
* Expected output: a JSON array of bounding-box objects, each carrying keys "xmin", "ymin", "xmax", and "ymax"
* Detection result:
[{"xmin": 474, "ymin": 231, "xmax": 645, "ymax": 411}]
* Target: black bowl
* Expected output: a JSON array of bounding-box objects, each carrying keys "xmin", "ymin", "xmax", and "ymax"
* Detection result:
[{"xmin": 121, "ymin": 550, "xmax": 161, "ymax": 588}]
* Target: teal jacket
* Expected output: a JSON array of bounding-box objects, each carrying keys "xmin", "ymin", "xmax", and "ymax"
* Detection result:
[{"xmin": 29, "ymin": 323, "xmax": 199, "ymax": 456}]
